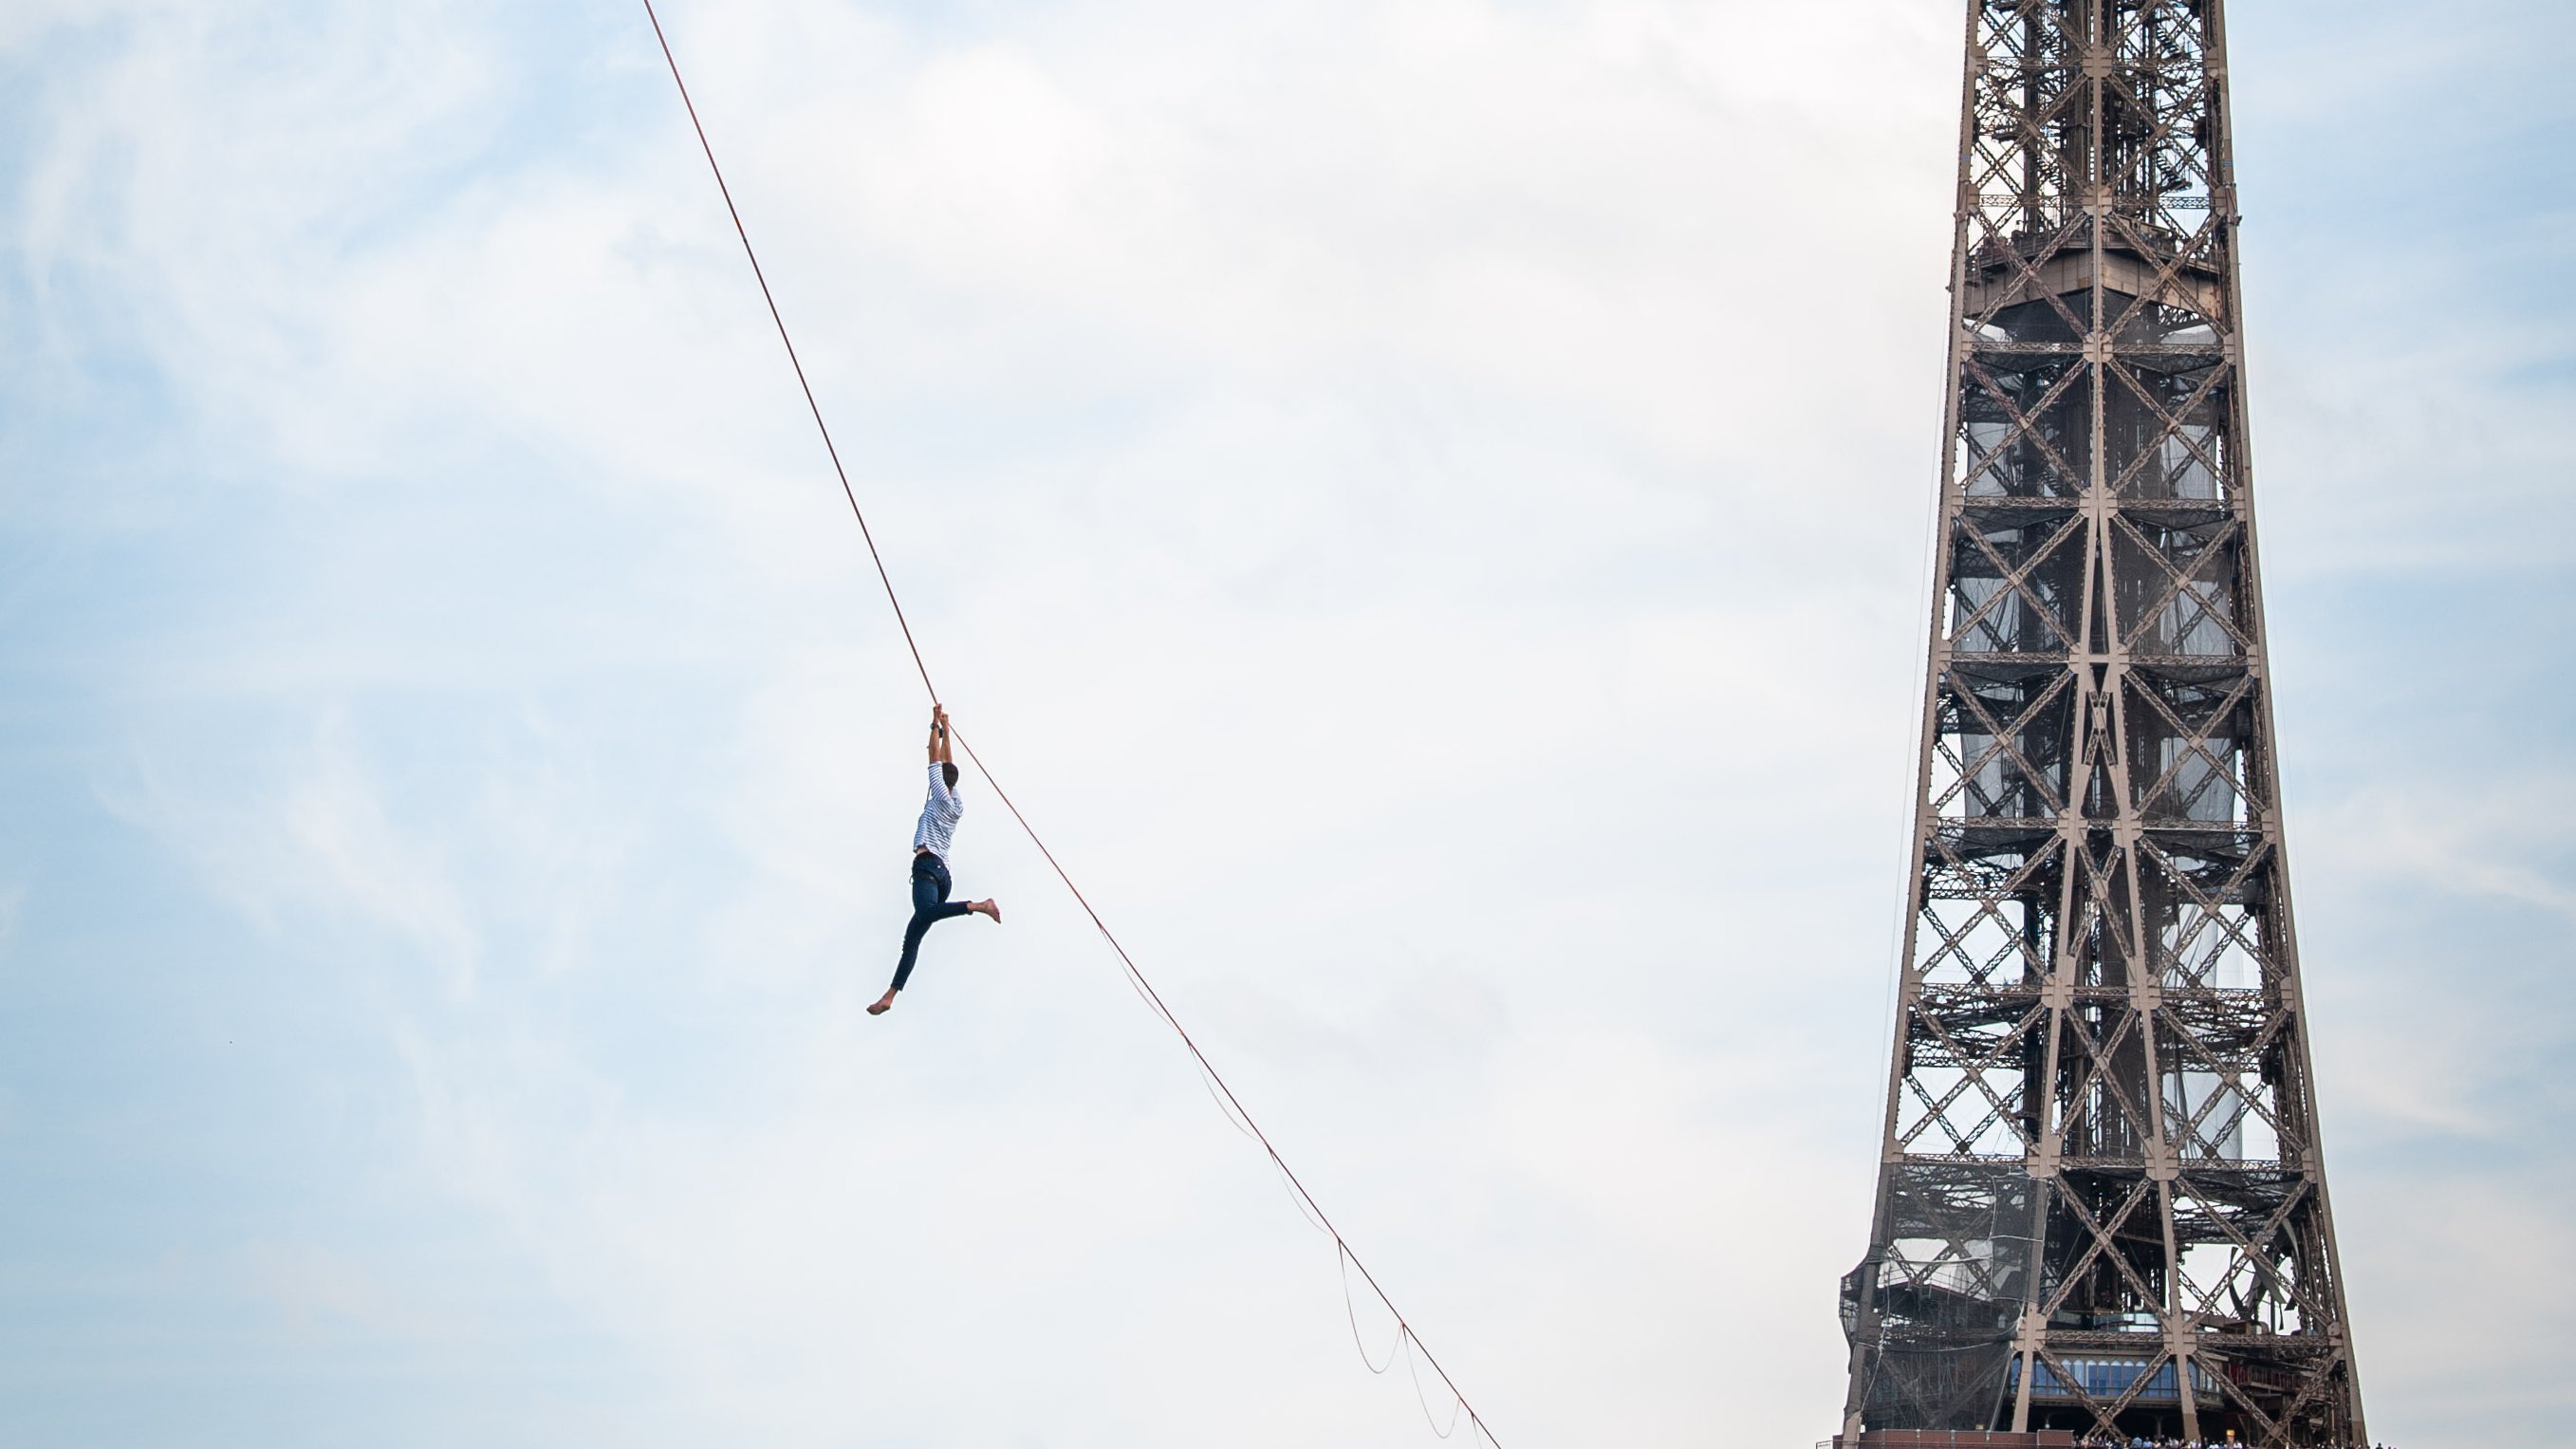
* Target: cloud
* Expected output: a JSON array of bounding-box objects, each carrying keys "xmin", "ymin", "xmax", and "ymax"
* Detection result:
[
  {"xmin": 2303, "ymin": 776, "xmax": 2576, "ymax": 921},
  {"xmin": 102, "ymin": 711, "xmax": 479, "ymax": 992},
  {"xmin": 240, "ymin": 1241, "xmax": 425, "ymax": 1340}
]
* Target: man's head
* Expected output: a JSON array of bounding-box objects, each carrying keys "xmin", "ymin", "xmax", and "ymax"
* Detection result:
[{"xmin": 942, "ymin": 762, "xmax": 960, "ymax": 789}]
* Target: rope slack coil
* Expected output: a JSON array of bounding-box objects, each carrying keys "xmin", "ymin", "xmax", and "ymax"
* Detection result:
[{"xmin": 639, "ymin": 4, "xmax": 1502, "ymax": 1443}]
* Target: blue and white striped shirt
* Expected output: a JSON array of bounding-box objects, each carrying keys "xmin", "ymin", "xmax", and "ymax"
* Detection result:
[{"xmin": 914, "ymin": 763, "xmax": 963, "ymax": 859}]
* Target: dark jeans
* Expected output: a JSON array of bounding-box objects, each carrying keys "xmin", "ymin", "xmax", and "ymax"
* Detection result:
[{"xmin": 890, "ymin": 851, "xmax": 973, "ymax": 993}]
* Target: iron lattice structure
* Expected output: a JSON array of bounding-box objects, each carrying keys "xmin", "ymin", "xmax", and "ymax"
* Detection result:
[{"xmin": 1837, "ymin": 3, "xmax": 2366, "ymax": 1444}]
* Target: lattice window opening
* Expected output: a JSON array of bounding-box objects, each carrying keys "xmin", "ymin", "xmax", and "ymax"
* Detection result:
[
  {"xmin": 1972, "ymin": 134, "xmax": 2087, "ymax": 229},
  {"xmin": 1971, "ymin": 47, "xmax": 2080, "ymax": 141},
  {"xmin": 1971, "ymin": 18, "xmax": 2079, "ymax": 83},
  {"xmin": 2112, "ymin": 536, "xmax": 2256, "ymax": 655},
  {"xmin": 1948, "ymin": 569, "xmax": 2076, "ymax": 655},
  {"xmin": 2124, "ymin": 674, "xmax": 2260, "ymax": 825},
  {"xmin": 1957, "ymin": 661, "xmax": 2079, "ymax": 716},
  {"xmin": 2112, "ymin": 237, "xmax": 2229, "ymax": 302},
  {"xmin": 1858, "ymin": 1344, "xmax": 2025, "ymax": 1436},
  {"xmin": 1937, "ymin": 682, "xmax": 2073, "ymax": 821},
  {"xmin": 1964, "ymin": 170, "xmax": 2092, "ymax": 258},
  {"xmin": 1974, "ymin": 4, "xmax": 2080, "ymax": 101},
  {"xmin": 2161, "ymin": 1068, "xmax": 2280, "ymax": 1162},
  {"xmin": 1965, "ymin": 319, "xmax": 2017, "ymax": 354},
  {"xmin": 2170, "ymin": 1171, "xmax": 2306, "ymax": 1230},
  {"xmin": 2033, "ymin": 1217, "xmax": 2168, "ymax": 1323},
  {"xmin": 2125, "ymin": 562, "xmax": 2244, "ymax": 659},
  {"xmin": 1955, "ymin": 418, "xmax": 2017, "ymax": 499},
  {"xmin": 2113, "ymin": 300, "xmax": 2223, "ymax": 349},
  {"xmin": 2105, "ymin": 207, "xmax": 2226, "ymax": 274},
  {"xmin": 2140, "ymin": 838, "xmax": 2267, "ymax": 903},
  {"xmin": 2107, "ymin": 0, "xmax": 2215, "ymax": 64},
  {"xmin": 1958, "ymin": 363, "xmax": 2090, "ymax": 497},
  {"xmin": 2106, "ymin": 378, "xmax": 2229, "ymax": 504},
  {"xmin": 1889, "ymin": 1177, "xmax": 2039, "ymax": 1270},
  {"xmin": 2166, "ymin": 1058, "xmax": 2289, "ymax": 1156},
  {"xmin": 1981, "ymin": 294, "xmax": 2094, "ymax": 347},
  {"xmin": 2103, "ymin": 2, "xmax": 2216, "ymax": 186},
  {"xmin": 1966, "ymin": 177, "xmax": 2077, "ymax": 249},
  {"xmin": 2154, "ymin": 901, "xmax": 2266, "ymax": 989},
  {"xmin": 2099, "ymin": 155, "xmax": 2217, "ymax": 242},
  {"xmin": 1917, "ymin": 897, "xmax": 2051, "ymax": 987},
  {"xmin": 2139, "ymin": 423, "xmax": 2224, "ymax": 499},
  {"xmin": 1874, "ymin": 1178, "xmax": 2041, "ymax": 1334},
  {"xmin": 2060, "ymin": 888, "xmax": 2145, "ymax": 989},
  {"xmin": 2110, "ymin": 288, "xmax": 2227, "ymax": 346},
  {"xmin": 2099, "ymin": 73, "xmax": 2215, "ymax": 207},
  {"xmin": 1881, "ymin": 1236, "xmax": 2022, "ymax": 1309},
  {"xmin": 2160, "ymin": 1004, "xmax": 2281, "ymax": 1080},
  {"xmin": 2151, "ymin": 733, "xmax": 2245, "ymax": 824},
  {"xmin": 2112, "ymin": 510, "xmax": 2235, "ymax": 628},
  {"xmin": 1958, "ymin": 417, "xmax": 2087, "ymax": 499},
  {"xmin": 1898, "ymin": 1064, "xmax": 2033, "ymax": 1158},
  {"xmin": 1967, "ymin": 511, "xmax": 2072, "ymax": 576},
  {"xmin": 1928, "ymin": 739, "xmax": 1970, "ymax": 820},
  {"xmin": 1935, "ymin": 728, "xmax": 2057, "ymax": 820},
  {"xmin": 2102, "ymin": 210, "xmax": 2233, "ymax": 293},
  {"xmin": 1937, "ymin": 679, "xmax": 2071, "ymax": 817},
  {"xmin": 1979, "ymin": 360, "xmax": 2097, "ymax": 445},
  {"xmin": 2057, "ymin": 1042, "xmax": 2153, "ymax": 1159},
  {"xmin": 1910, "ymin": 998, "xmax": 2043, "ymax": 1068},
  {"xmin": 2100, "ymin": 88, "xmax": 2215, "ymax": 192},
  {"xmin": 2105, "ymin": 357, "xmax": 2229, "ymax": 499},
  {"xmin": 1925, "ymin": 834, "xmax": 2055, "ymax": 897},
  {"xmin": 2173, "ymin": 1235, "xmax": 2307, "ymax": 1335},
  {"xmin": 1947, "ymin": 528, "xmax": 2084, "ymax": 651},
  {"xmin": 1867, "ymin": 1280, "xmax": 2022, "ymax": 1340},
  {"xmin": 1964, "ymin": 225, "xmax": 2104, "ymax": 323},
  {"xmin": 1975, "ymin": 1, "xmax": 2082, "ymax": 54},
  {"xmin": 1949, "ymin": 572, "xmax": 2017, "ymax": 652},
  {"xmin": 1964, "ymin": 122, "xmax": 2076, "ymax": 190},
  {"xmin": 2111, "ymin": 513, "xmax": 2238, "ymax": 626},
  {"xmin": 1971, "ymin": 72, "xmax": 2079, "ymax": 158}
]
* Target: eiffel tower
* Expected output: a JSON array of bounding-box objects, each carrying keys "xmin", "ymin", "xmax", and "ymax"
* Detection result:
[{"xmin": 1836, "ymin": 3, "xmax": 2366, "ymax": 1444}]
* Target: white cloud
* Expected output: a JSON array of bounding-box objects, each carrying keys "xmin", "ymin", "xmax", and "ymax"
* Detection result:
[{"xmin": 103, "ymin": 711, "xmax": 479, "ymax": 990}]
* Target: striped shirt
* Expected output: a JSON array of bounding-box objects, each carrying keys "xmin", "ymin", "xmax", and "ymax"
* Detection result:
[{"xmin": 913, "ymin": 763, "xmax": 963, "ymax": 859}]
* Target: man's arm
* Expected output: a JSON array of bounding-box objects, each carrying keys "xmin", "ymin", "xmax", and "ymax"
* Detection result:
[{"xmin": 929, "ymin": 705, "xmax": 954, "ymax": 767}]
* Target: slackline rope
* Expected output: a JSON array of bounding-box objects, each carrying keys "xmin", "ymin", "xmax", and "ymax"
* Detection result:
[{"xmin": 639, "ymin": 6, "xmax": 1500, "ymax": 1444}]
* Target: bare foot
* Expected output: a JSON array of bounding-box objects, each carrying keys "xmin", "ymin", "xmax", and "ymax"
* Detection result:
[
  {"xmin": 972, "ymin": 899, "xmax": 1002, "ymax": 922},
  {"xmin": 867, "ymin": 991, "xmax": 897, "ymax": 1015}
]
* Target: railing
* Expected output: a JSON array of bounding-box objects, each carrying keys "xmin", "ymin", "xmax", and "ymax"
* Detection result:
[{"xmin": 1973, "ymin": 193, "xmax": 2215, "ymax": 211}]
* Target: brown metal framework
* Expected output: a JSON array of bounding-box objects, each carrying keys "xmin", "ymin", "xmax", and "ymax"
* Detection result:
[{"xmin": 1837, "ymin": 3, "xmax": 2366, "ymax": 1444}]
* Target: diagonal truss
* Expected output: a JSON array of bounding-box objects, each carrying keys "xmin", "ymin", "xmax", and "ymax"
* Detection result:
[{"xmin": 1836, "ymin": 4, "xmax": 2366, "ymax": 1445}]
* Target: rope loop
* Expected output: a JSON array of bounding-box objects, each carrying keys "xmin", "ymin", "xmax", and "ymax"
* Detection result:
[{"xmin": 1338, "ymin": 1242, "xmax": 1401, "ymax": 1374}]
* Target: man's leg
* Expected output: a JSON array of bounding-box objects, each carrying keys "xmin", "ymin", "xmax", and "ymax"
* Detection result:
[
  {"xmin": 873, "ymin": 861, "xmax": 973, "ymax": 1013},
  {"xmin": 921, "ymin": 858, "xmax": 987, "ymax": 934},
  {"xmin": 894, "ymin": 867, "xmax": 971, "ymax": 991},
  {"xmin": 942, "ymin": 855, "xmax": 1004, "ymax": 923}
]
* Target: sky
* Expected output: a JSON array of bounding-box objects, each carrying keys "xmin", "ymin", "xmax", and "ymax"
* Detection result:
[{"xmin": 0, "ymin": 1, "xmax": 2569, "ymax": 1445}]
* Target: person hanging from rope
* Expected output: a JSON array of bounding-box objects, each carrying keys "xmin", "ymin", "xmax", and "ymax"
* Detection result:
[{"xmin": 870, "ymin": 704, "xmax": 1000, "ymax": 1015}]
